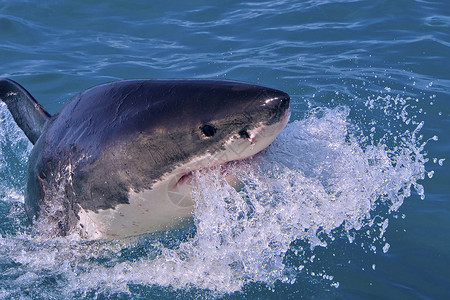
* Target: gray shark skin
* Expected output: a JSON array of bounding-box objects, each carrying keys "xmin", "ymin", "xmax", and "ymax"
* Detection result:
[{"xmin": 0, "ymin": 78, "xmax": 290, "ymax": 239}]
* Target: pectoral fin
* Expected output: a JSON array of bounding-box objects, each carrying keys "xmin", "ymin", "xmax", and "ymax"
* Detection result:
[{"xmin": 0, "ymin": 78, "xmax": 51, "ymax": 144}]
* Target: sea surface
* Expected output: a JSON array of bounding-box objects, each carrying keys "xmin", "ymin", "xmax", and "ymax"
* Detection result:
[{"xmin": 0, "ymin": 0, "xmax": 449, "ymax": 299}]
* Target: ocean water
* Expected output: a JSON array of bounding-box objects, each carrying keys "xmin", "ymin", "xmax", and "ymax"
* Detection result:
[{"xmin": 0, "ymin": 0, "xmax": 449, "ymax": 299}]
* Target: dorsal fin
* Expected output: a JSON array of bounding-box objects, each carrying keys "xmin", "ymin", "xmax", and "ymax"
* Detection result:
[{"xmin": 0, "ymin": 78, "xmax": 51, "ymax": 144}]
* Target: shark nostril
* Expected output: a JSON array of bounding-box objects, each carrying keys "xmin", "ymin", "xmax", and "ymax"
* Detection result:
[{"xmin": 238, "ymin": 129, "xmax": 250, "ymax": 139}]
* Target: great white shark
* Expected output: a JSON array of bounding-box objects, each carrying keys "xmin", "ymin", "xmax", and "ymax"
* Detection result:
[{"xmin": 0, "ymin": 78, "xmax": 290, "ymax": 239}]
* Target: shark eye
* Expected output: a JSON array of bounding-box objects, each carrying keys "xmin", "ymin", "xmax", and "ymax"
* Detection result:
[
  {"xmin": 201, "ymin": 124, "xmax": 216, "ymax": 137},
  {"xmin": 238, "ymin": 129, "xmax": 250, "ymax": 139}
]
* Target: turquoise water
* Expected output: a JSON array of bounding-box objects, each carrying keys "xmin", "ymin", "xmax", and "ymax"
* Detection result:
[{"xmin": 1, "ymin": 0, "xmax": 449, "ymax": 299}]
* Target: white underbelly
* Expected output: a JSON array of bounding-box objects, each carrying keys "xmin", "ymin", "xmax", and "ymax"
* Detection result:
[{"xmin": 77, "ymin": 181, "xmax": 194, "ymax": 239}]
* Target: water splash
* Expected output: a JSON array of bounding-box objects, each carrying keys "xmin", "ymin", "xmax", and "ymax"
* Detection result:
[
  {"xmin": 0, "ymin": 102, "xmax": 32, "ymax": 199},
  {"xmin": 0, "ymin": 96, "xmax": 437, "ymax": 298}
]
